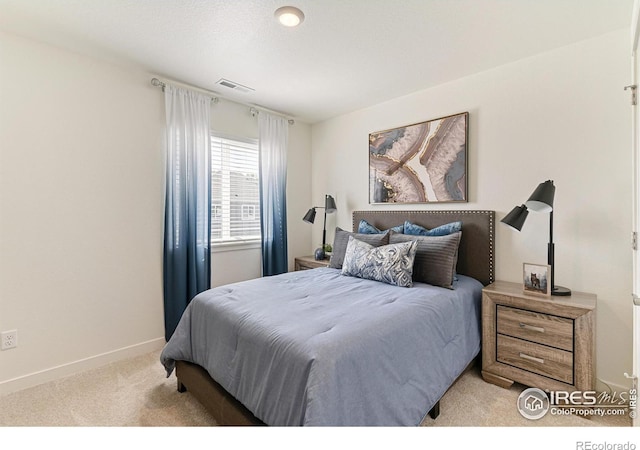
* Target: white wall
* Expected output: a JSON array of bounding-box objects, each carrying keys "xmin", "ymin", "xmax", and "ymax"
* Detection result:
[
  {"xmin": 311, "ymin": 29, "xmax": 633, "ymax": 390},
  {"xmin": 0, "ymin": 31, "xmax": 165, "ymax": 393},
  {"xmin": 0, "ymin": 31, "xmax": 312, "ymax": 393},
  {"xmin": 286, "ymin": 117, "xmax": 313, "ymax": 268}
]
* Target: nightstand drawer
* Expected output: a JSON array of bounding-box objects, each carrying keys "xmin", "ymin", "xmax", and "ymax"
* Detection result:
[
  {"xmin": 496, "ymin": 305, "xmax": 573, "ymax": 351},
  {"xmin": 482, "ymin": 281, "xmax": 595, "ymax": 392},
  {"xmin": 497, "ymin": 335, "xmax": 573, "ymax": 384},
  {"xmin": 296, "ymin": 262, "xmax": 316, "ymax": 270}
]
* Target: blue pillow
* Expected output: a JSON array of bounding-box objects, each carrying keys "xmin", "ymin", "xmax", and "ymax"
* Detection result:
[
  {"xmin": 403, "ymin": 220, "xmax": 462, "ymax": 237},
  {"xmin": 358, "ymin": 219, "xmax": 404, "ymax": 234}
]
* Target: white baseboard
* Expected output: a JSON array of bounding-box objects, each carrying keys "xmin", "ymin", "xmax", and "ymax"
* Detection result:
[
  {"xmin": 596, "ymin": 377, "xmax": 633, "ymax": 394},
  {"xmin": 0, "ymin": 337, "xmax": 165, "ymax": 396}
]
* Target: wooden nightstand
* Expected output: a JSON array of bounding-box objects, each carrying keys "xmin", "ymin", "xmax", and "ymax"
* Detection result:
[
  {"xmin": 481, "ymin": 280, "xmax": 596, "ymax": 392},
  {"xmin": 294, "ymin": 255, "xmax": 330, "ymax": 271}
]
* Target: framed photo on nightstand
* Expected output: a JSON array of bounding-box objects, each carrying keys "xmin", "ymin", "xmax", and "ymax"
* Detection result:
[{"xmin": 522, "ymin": 263, "xmax": 551, "ymax": 297}]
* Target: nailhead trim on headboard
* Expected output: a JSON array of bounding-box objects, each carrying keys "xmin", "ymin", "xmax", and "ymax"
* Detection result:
[{"xmin": 351, "ymin": 210, "xmax": 495, "ymax": 285}]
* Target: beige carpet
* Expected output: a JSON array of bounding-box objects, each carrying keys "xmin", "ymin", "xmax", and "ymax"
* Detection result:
[
  {"xmin": 0, "ymin": 350, "xmax": 631, "ymax": 427},
  {"xmin": 0, "ymin": 350, "xmax": 215, "ymax": 427},
  {"xmin": 420, "ymin": 366, "xmax": 630, "ymax": 427}
]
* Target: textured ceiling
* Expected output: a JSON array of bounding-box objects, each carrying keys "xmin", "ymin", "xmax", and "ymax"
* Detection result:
[{"xmin": 0, "ymin": 0, "xmax": 633, "ymax": 123}]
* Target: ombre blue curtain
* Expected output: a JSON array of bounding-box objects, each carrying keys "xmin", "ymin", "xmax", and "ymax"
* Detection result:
[
  {"xmin": 258, "ymin": 113, "xmax": 289, "ymax": 276},
  {"xmin": 163, "ymin": 85, "xmax": 211, "ymax": 341}
]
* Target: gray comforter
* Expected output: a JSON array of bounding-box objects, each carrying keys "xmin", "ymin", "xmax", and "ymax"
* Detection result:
[{"xmin": 160, "ymin": 268, "xmax": 482, "ymax": 426}]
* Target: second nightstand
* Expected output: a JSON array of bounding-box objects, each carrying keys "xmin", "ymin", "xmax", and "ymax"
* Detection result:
[
  {"xmin": 481, "ymin": 280, "xmax": 596, "ymax": 393},
  {"xmin": 294, "ymin": 255, "xmax": 330, "ymax": 271}
]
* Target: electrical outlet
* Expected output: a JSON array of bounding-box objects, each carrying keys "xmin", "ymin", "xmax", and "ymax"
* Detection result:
[{"xmin": 1, "ymin": 330, "xmax": 17, "ymax": 350}]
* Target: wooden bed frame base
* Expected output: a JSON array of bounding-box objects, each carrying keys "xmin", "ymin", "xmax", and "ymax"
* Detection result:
[
  {"xmin": 176, "ymin": 360, "xmax": 263, "ymax": 425},
  {"xmin": 175, "ymin": 357, "xmax": 479, "ymax": 426}
]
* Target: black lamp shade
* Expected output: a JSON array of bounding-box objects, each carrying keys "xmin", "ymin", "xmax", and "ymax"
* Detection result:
[
  {"xmin": 501, "ymin": 204, "xmax": 529, "ymax": 231},
  {"xmin": 325, "ymin": 195, "xmax": 337, "ymax": 213},
  {"xmin": 303, "ymin": 208, "xmax": 316, "ymax": 224},
  {"xmin": 525, "ymin": 180, "xmax": 555, "ymax": 213}
]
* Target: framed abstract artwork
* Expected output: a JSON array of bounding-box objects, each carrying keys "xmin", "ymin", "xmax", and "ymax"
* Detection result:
[{"xmin": 369, "ymin": 112, "xmax": 468, "ymax": 204}]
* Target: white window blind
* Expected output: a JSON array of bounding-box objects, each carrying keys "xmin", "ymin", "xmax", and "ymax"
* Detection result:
[{"xmin": 211, "ymin": 134, "xmax": 261, "ymax": 244}]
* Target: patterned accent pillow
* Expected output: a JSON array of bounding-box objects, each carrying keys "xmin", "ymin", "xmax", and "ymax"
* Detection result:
[
  {"xmin": 341, "ymin": 236, "xmax": 418, "ymax": 288},
  {"xmin": 389, "ymin": 231, "xmax": 461, "ymax": 289},
  {"xmin": 329, "ymin": 227, "xmax": 390, "ymax": 269},
  {"xmin": 357, "ymin": 219, "xmax": 404, "ymax": 234},
  {"xmin": 403, "ymin": 220, "xmax": 462, "ymax": 236}
]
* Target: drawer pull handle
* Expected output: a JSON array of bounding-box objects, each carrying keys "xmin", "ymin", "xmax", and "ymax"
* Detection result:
[
  {"xmin": 519, "ymin": 322, "xmax": 545, "ymax": 333},
  {"xmin": 519, "ymin": 353, "xmax": 544, "ymax": 364}
]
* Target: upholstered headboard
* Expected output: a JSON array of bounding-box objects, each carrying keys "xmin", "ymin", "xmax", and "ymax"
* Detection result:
[{"xmin": 352, "ymin": 210, "xmax": 495, "ymax": 286}]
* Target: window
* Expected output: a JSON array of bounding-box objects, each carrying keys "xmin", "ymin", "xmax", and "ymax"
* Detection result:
[
  {"xmin": 241, "ymin": 205, "xmax": 256, "ymax": 221},
  {"xmin": 211, "ymin": 134, "xmax": 261, "ymax": 245}
]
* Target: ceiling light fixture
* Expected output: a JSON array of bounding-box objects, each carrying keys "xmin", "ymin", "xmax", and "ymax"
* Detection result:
[{"xmin": 275, "ymin": 6, "xmax": 305, "ymax": 27}]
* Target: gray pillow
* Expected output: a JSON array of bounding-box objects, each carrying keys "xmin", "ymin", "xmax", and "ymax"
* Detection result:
[
  {"xmin": 329, "ymin": 227, "xmax": 389, "ymax": 269},
  {"xmin": 341, "ymin": 236, "xmax": 418, "ymax": 287},
  {"xmin": 389, "ymin": 231, "xmax": 461, "ymax": 289}
]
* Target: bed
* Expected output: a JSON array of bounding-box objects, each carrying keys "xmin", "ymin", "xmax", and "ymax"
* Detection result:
[{"xmin": 160, "ymin": 210, "xmax": 495, "ymax": 426}]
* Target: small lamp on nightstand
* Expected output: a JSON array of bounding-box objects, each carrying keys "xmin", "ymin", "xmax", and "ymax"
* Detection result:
[
  {"xmin": 303, "ymin": 195, "xmax": 337, "ymax": 260},
  {"xmin": 502, "ymin": 180, "xmax": 571, "ymax": 296}
]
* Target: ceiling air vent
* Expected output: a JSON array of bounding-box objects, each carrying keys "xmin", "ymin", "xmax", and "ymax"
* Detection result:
[{"xmin": 215, "ymin": 78, "xmax": 254, "ymax": 94}]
